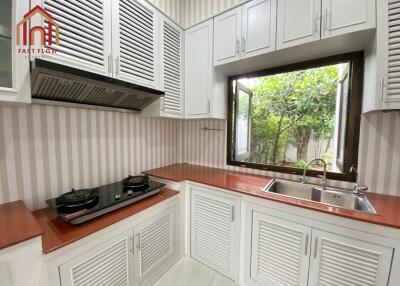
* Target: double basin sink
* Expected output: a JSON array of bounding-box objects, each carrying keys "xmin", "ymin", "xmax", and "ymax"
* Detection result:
[{"xmin": 263, "ymin": 179, "xmax": 378, "ymax": 215}]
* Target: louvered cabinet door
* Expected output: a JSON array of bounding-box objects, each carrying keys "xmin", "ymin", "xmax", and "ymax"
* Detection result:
[
  {"xmin": 160, "ymin": 17, "xmax": 184, "ymax": 117},
  {"xmin": 190, "ymin": 186, "xmax": 241, "ymax": 280},
  {"xmin": 59, "ymin": 230, "xmax": 133, "ymax": 286},
  {"xmin": 376, "ymin": 0, "xmax": 400, "ymax": 109},
  {"xmin": 250, "ymin": 212, "xmax": 311, "ymax": 286},
  {"xmin": 308, "ymin": 229, "xmax": 393, "ymax": 286},
  {"xmin": 113, "ymin": 0, "xmax": 159, "ymax": 89},
  {"xmin": 38, "ymin": 0, "xmax": 112, "ymax": 76},
  {"xmin": 133, "ymin": 206, "xmax": 176, "ymax": 285}
]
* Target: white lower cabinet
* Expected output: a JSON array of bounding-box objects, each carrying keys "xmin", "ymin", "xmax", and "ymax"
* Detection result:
[
  {"xmin": 248, "ymin": 210, "xmax": 394, "ymax": 286},
  {"xmin": 250, "ymin": 212, "xmax": 311, "ymax": 286},
  {"xmin": 59, "ymin": 230, "xmax": 134, "ymax": 286},
  {"xmin": 309, "ymin": 229, "xmax": 393, "ymax": 286},
  {"xmin": 190, "ymin": 185, "xmax": 241, "ymax": 280},
  {"xmin": 133, "ymin": 206, "xmax": 177, "ymax": 285},
  {"xmin": 53, "ymin": 204, "xmax": 177, "ymax": 286}
]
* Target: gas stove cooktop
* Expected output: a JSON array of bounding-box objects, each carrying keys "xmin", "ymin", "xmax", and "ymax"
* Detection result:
[{"xmin": 46, "ymin": 175, "xmax": 166, "ymax": 224}]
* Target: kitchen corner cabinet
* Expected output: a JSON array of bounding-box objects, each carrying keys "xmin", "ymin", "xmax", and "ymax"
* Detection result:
[
  {"xmin": 59, "ymin": 230, "xmax": 134, "ymax": 286},
  {"xmin": 321, "ymin": 0, "xmax": 376, "ymax": 39},
  {"xmin": 190, "ymin": 185, "xmax": 240, "ymax": 280},
  {"xmin": 247, "ymin": 210, "xmax": 393, "ymax": 286},
  {"xmin": 276, "ymin": 0, "xmax": 321, "ymax": 50},
  {"xmin": 0, "ymin": 0, "xmax": 30, "ymax": 103},
  {"xmin": 214, "ymin": 0, "xmax": 276, "ymax": 66},
  {"xmin": 185, "ymin": 20, "xmax": 213, "ymax": 118}
]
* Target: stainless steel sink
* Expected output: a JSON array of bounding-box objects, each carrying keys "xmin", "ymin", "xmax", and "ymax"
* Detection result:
[{"xmin": 263, "ymin": 179, "xmax": 379, "ymax": 215}]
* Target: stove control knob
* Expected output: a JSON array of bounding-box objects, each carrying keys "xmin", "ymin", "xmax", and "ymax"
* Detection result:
[
  {"xmin": 115, "ymin": 194, "xmax": 121, "ymax": 200},
  {"xmin": 127, "ymin": 190, "xmax": 134, "ymax": 196}
]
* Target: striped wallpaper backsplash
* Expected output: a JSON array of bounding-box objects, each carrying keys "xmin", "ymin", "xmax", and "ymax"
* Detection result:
[
  {"xmin": 0, "ymin": 105, "xmax": 181, "ymax": 209},
  {"xmin": 182, "ymin": 112, "xmax": 400, "ymax": 196}
]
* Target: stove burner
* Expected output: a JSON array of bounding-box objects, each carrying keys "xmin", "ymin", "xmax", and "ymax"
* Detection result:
[
  {"xmin": 56, "ymin": 188, "xmax": 99, "ymax": 213},
  {"xmin": 122, "ymin": 175, "xmax": 149, "ymax": 191}
]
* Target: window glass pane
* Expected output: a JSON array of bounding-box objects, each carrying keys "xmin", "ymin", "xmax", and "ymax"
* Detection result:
[
  {"xmin": 0, "ymin": 0, "xmax": 12, "ymax": 88},
  {"xmin": 231, "ymin": 62, "xmax": 351, "ymax": 173},
  {"xmin": 235, "ymin": 88, "xmax": 251, "ymax": 160}
]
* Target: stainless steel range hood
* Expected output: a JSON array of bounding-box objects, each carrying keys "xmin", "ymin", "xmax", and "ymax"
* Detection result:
[{"xmin": 30, "ymin": 59, "xmax": 164, "ymax": 112}]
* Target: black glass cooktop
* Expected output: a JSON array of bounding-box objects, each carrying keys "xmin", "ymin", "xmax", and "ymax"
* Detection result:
[{"xmin": 46, "ymin": 178, "xmax": 166, "ymax": 224}]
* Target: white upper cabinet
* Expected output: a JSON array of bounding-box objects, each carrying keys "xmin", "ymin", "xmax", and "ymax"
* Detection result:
[
  {"xmin": 214, "ymin": 7, "xmax": 242, "ymax": 66},
  {"xmin": 242, "ymin": 0, "xmax": 277, "ymax": 59},
  {"xmin": 35, "ymin": 0, "xmax": 112, "ymax": 76},
  {"xmin": 59, "ymin": 230, "xmax": 134, "ymax": 286},
  {"xmin": 277, "ymin": 0, "xmax": 321, "ymax": 50},
  {"xmin": 214, "ymin": 0, "xmax": 277, "ymax": 66},
  {"xmin": 112, "ymin": 0, "xmax": 160, "ymax": 89},
  {"xmin": 250, "ymin": 212, "xmax": 311, "ymax": 286},
  {"xmin": 321, "ymin": 0, "xmax": 376, "ymax": 39},
  {"xmin": 160, "ymin": 16, "xmax": 184, "ymax": 117},
  {"xmin": 364, "ymin": 0, "xmax": 400, "ymax": 112},
  {"xmin": 309, "ymin": 229, "xmax": 393, "ymax": 286},
  {"xmin": 190, "ymin": 185, "xmax": 241, "ymax": 280},
  {"xmin": 185, "ymin": 20, "xmax": 213, "ymax": 118},
  {"xmin": 0, "ymin": 0, "xmax": 30, "ymax": 103}
]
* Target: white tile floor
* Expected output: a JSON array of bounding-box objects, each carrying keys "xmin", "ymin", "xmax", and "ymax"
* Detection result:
[{"xmin": 153, "ymin": 256, "xmax": 239, "ymax": 286}]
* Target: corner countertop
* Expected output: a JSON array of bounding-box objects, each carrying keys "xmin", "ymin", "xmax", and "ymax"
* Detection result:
[
  {"xmin": 0, "ymin": 201, "xmax": 43, "ymax": 251},
  {"xmin": 32, "ymin": 187, "xmax": 178, "ymax": 254},
  {"xmin": 144, "ymin": 164, "xmax": 400, "ymax": 229}
]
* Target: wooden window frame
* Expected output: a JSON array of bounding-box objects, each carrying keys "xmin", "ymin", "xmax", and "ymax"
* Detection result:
[{"xmin": 227, "ymin": 52, "xmax": 364, "ymax": 182}]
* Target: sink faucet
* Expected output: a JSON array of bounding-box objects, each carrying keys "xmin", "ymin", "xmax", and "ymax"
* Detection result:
[
  {"xmin": 300, "ymin": 158, "xmax": 327, "ymax": 190},
  {"xmin": 350, "ymin": 167, "xmax": 368, "ymax": 196}
]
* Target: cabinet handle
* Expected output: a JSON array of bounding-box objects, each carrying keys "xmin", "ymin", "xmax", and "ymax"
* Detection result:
[
  {"xmin": 108, "ymin": 54, "xmax": 112, "ymax": 75},
  {"xmin": 137, "ymin": 233, "xmax": 141, "ymax": 251},
  {"xmin": 242, "ymin": 37, "xmax": 246, "ymax": 53},
  {"xmin": 236, "ymin": 39, "xmax": 240, "ymax": 56},
  {"xmin": 380, "ymin": 78, "xmax": 385, "ymax": 102},
  {"xmin": 314, "ymin": 12, "xmax": 320, "ymax": 37},
  {"xmin": 207, "ymin": 100, "xmax": 211, "ymax": 114},
  {"xmin": 314, "ymin": 237, "xmax": 318, "ymax": 259},
  {"xmin": 115, "ymin": 56, "xmax": 120, "ymax": 76},
  {"xmin": 304, "ymin": 234, "xmax": 309, "ymax": 255},
  {"xmin": 324, "ymin": 9, "xmax": 329, "ymax": 34},
  {"xmin": 129, "ymin": 236, "xmax": 134, "ymax": 255},
  {"xmin": 231, "ymin": 206, "xmax": 235, "ymax": 222}
]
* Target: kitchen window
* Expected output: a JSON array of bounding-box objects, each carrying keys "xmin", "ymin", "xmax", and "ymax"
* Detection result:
[{"xmin": 227, "ymin": 52, "xmax": 364, "ymax": 182}]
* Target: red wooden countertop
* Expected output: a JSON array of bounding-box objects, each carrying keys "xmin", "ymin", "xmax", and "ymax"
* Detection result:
[
  {"xmin": 144, "ymin": 164, "xmax": 400, "ymax": 229},
  {"xmin": 32, "ymin": 187, "xmax": 178, "ymax": 254},
  {"xmin": 0, "ymin": 201, "xmax": 43, "ymax": 251}
]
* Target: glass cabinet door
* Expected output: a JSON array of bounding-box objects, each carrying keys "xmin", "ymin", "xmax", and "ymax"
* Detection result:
[{"xmin": 0, "ymin": 0, "xmax": 12, "ymax": 88}]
